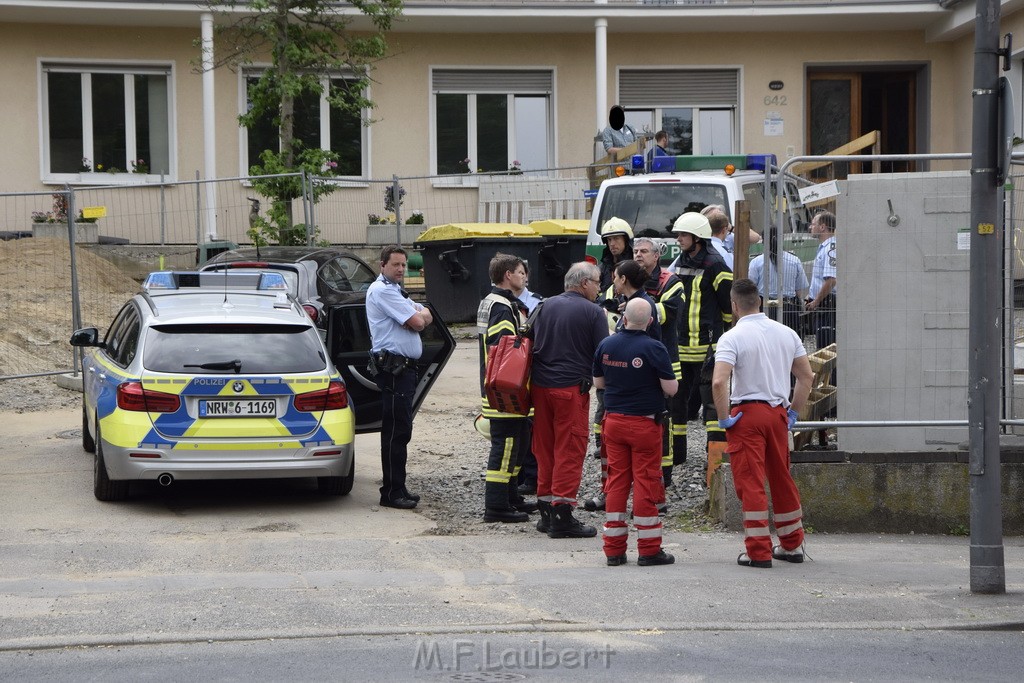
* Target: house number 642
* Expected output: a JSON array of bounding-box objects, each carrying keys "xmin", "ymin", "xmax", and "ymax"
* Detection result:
[{"xmin": 763, "ymin": 95, "xmax": 787, "ymax": 106}]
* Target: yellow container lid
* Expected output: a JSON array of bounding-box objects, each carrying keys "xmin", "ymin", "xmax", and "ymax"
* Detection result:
[
  {"xmin": 415, "ymin": 222, "xmax": 534, "ymax": 241},
  {"xmin": 527, "ymin": 219, "xmax": 591, "ymax": 235}
]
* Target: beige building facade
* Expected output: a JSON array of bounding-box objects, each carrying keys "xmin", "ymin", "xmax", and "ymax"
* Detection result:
[{"xmin": 1, "ymin": 0, "xmax": 1023, "ymax": 242}]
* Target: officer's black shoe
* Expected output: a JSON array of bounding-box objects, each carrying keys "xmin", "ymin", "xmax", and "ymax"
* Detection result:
[
  {"xmin": 403, "ymin": 489, "xmax": 421, "ymax": 503},
  {"xmin": 536, "ymin": 501, "xmax": 552, "ymax": 533},
  {"xmin": 606, "ymin": 555, "xmax": 627, "ymax": 566},
  {"xmin": 583, "ymin": 492, "xmax": 606, "ymax": 512},
  {"xmin": 380, "ymin": 496, "xmax": 418, "ymax": 510},
  {"xmin": 638, "ymin": 550, "xmax": 675, "ymax": 567},
  {"xmin": 737, "ymin": 553, "xmax": 772, "ymax": 569},
  {"xmin": 547, "ymin": 503, "xmax": 597, "ymax": 539},
  {"xmin": 514, "ymin": 501, "xmax": 539, "ymax": 514},
  {"xmin": 517, "ymin": 480, "xmax": 537, "ymax": 496},
  {"xmin": 484, "ymin": 508, "xmax": 529, "ymax": 523}
]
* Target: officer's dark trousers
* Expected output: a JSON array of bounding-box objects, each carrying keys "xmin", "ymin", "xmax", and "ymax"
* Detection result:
[
  {"xmin": 814, "ymin": 294, "xmax": 836, "ymax": 349},
  {"xmin": 376, "ymin": 369, "xmax": 417, "ymax": 501}
]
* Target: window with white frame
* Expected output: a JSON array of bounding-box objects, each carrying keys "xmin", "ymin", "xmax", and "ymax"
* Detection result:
[
  {"xmin": 243, "ymin": 73, "xmax": 366, "ymax": 177},
  {"xmin": 43, "ymin": 63, "xmax": 172, "ymax": 177},
  {"xmin": 432, "ymin": 69, "xmax": 552, "ymax": 174},
  {"xmin": 619, "ymin": 69, "xmax": 739, "ymax": 155}
]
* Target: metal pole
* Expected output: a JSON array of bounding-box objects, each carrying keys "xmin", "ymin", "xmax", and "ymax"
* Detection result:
[
  {"xmin": 392, "ymin": 175, "xmax": 403, "ymax": 245},
  {"xmin": 195, "ymin": 170, "xmax": 202, "ymax": 249},
  {"xmin": 66, "ymin": 187, "xmax": 82, "ymax": 377},
  {"xmin": 968, "ymin": 0, "xmax": 1005, "ymax": 594},
  {"xmin": 159, "ymin": 173, "xmax": 166, "ymax": 246}
]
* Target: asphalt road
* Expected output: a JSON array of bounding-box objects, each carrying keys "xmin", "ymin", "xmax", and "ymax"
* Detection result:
[
  {"xmin": 5, "ymin": 629, "xmax": 1024, "ymax": 682},
  {"xmin": 2, "ymin": 405, "xmax": 1023, "ymax": 681}
]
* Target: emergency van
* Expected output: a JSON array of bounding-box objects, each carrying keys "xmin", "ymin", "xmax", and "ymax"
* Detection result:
[{"xmin": 586, "ymin": 154, "xmax": 816, "ymax": 265}]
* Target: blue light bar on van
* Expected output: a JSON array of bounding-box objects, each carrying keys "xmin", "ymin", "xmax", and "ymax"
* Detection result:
[
  {"xmin": 648, "ymin": 153, "xmax": 778, "ymax": 174},
  {"xmin": 143, "ymin": 270, "xmax": 289, "ymax": 292}
]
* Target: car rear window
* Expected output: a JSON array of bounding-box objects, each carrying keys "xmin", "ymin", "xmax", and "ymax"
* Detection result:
[
  {"xmin": 144, "ymin": 324, "xmax": 327, "ymax": 373},
  {"xmin": 596, "ymin": 183, "xmax": 729, "ymax": 237}
]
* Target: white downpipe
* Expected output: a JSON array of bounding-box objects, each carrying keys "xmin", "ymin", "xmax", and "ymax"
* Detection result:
[
  {"xmin": 201, "ymin": 12, "xmax": 218, "ymax": 240},
  {"xmin": 595, "ymin": 17, "xmax": 608, "ymax": 138}
]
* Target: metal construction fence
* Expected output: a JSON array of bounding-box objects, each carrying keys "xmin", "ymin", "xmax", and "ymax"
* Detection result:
[
  {"xmin": 4, "ymin": 155, "xmax": 1024, "ymax": 454},
  {"xmin": 0, "ymin": 167, "xmax": 591, "ymax": 382}
]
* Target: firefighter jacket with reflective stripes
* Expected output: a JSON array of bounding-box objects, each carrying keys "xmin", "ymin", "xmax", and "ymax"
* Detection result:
[
  {"xmin": 477, "ymin": 287, "xmax": 529, "ymax": 419},
  {"xmin": 644, "ymin": 267, "xmax": 683, "ymax": 377},
  {"xmin": 674, "ymin": 245, "xmax": 733, "ymax": 364}
]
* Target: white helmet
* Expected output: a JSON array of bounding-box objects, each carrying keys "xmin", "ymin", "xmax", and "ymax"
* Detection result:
[
  {"xmin": 672, "ymin": 212, "xmax": 712, "ymax": 239},
  {"xmin": 600, "ymin": 217, "xmax": 634, "ymax": 242}
]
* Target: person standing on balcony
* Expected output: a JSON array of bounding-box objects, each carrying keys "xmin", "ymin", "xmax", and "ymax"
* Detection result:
[{"xmin": 601, "ymin": 105, "xmax": 638, "ymax": 155}]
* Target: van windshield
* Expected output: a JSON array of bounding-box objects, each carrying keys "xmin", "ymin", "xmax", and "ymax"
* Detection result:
[{"xmin": 596, "ymin": 183, "xmax": 729, "ymax": 238}]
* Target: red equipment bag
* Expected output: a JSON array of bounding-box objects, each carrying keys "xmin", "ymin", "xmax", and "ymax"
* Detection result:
[{"xmin": 484, "ymin": 334, "xmax": 533, "ymax": 416}]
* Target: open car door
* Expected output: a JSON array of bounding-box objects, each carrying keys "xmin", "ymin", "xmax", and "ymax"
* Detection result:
[{"xmin": 326, "ymin": 302, "xmax": 456, "ymax": 433}]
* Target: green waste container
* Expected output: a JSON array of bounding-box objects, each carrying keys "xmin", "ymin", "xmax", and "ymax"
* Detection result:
[
  {"xmin": 195, "ymin": 240, "xmax": 239, "ymax": 266},
  {"xmin": 414, "ymin": 223, "xmax": 551, "ymax": 324}
]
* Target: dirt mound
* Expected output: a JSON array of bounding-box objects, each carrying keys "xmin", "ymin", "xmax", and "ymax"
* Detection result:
[{"xmin": 0, "ymin": 238, "xmax": 139, "ymax": 376}]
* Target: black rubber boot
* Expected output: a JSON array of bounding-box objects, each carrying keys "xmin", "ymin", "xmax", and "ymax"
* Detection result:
[
  {"xmin": 483, "ymin": 507, "xmax": 529, "ymax": 523},
  {"xmin": 508, "ymin": 483, "xmax": 538, "ymax": 514},
  {"xmin": 547, "ymin": 503, "xmax": 597, "ymax": 538},
  {"xmin": 536, "ymin": 501, "xmax": 552, "ymax": 533},
  {"xmin": 662, "ymin": 466, "xmax": 673, "ymax": 488}
]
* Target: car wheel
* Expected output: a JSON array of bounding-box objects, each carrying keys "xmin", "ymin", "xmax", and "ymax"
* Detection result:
[
  {"xmin": 317, "ymin": 454, "xmax": 354, "ymax": 496},
  {"xmin": 93, "ymin": 423, "xmax": 129, "ymax": 502},
  {"xmin": 81, "ymin": 402, "xmax": 95, "ymax": 454}
]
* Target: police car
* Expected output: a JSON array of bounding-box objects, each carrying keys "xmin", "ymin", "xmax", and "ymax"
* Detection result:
[
  {"xmin": 70, "ymin": 270, "xmax": 454, "ymax": 501},
  {"xmin": 586, "ymin": 153, "xmax": 816, "ymax": 265}
]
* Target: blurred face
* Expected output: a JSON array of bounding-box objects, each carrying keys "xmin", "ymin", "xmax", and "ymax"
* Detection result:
[
  {"xmin": 606, "ymin": 235, "xmax": 627, "ymax": 257},
  {"xmin": 633, "ymin": 242, "xmax": 659, "ymax": 272},
  {"xmin": 676, "ymin": 232, "xmax": 695, "ymax": 253},
  {"xmin": 381, "ymin": 253, "xmax": 407, "ymax": 282},
  {"xmin": 811, "ymin": 214, "xmax": 830, "ymax": 239},
  {"xmin": 582, "ymin": 273, "xmax": 601, "ymax": 301},
  {"xmin": 506, "ymin": 265, "xmax": 527, "ymax": 296},
  {"xmin": 612, "ymin": 271, "xmax": 626, "ymax": 295}
]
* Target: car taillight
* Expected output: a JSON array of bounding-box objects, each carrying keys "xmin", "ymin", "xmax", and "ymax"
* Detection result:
[
  {"xmin": 117, "ymin": 382, "xmax": 181, "ymax": 413},
  {"xmin": 302, "ymin": 304, "xmax": 319, "ymax": 323},
  {"xmin": 293, "ymin": 381, "xmax": 348, "ymax": 411}
]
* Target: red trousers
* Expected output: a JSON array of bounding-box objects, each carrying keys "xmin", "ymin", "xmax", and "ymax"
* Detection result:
[
  {"xmin": 531, "ymin": 385, "xmax": 590, "ymax": 506},
  {"xmin": 602, "ymin": 413, "xmax": 664, "ymax": 558},
  {"xmin": 726, "ymin": 402, "xmax": 804, "ymax": 562}
]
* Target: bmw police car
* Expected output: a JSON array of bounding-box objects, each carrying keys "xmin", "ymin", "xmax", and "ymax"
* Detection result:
[{"xmin": 71, "ymin": 270, "xmax": 454, "ymax": 501}]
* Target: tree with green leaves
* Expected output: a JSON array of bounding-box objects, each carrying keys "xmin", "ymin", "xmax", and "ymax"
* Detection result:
[{"xmin": 201, "ymin": 0, "xmax": 402, "ymax": 245}]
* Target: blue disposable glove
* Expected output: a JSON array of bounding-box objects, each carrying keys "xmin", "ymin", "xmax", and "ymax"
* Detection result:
[
  {"xmin": 718, "ymin": 412, "xmax": 743, "ymax": 430},
  {"xmin": 787, "ymin": 408, "xmax": 798, "ymax": 430}
]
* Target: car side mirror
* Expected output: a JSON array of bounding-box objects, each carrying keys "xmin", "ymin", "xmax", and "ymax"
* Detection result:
[{"xmin": 69, "ymin": 328, "xmax": 101, "ymax": 347}]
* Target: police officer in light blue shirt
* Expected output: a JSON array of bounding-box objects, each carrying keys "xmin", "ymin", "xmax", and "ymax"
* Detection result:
[
  {"xmin": 748, "ymin": 230, "xmax": 809, "ymax": 334},
  {"xmin": 806, "ymin": 210, "xmax": 837, "ymax": 348},
  {"xmin": 366, "ymin": 245, "xmax": 433, "ymax": 510}
]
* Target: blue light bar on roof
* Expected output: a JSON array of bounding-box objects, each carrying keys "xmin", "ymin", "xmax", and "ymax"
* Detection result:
[
  {"xmin": 648, "ymin": 153, "xmax": 778, "ymax": 174},
  {"xmin": 142, "ymin": 270, "xmax": 289, "ymax": 292}
]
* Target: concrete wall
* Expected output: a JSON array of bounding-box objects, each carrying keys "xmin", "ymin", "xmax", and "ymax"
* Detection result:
[
  {"xmin": 710, "ymin": 458, "xmax": 1024, "ymax": 535},
  {"xmin": 838, "ymin": 171, "xmax": 971, "ymax": 452}
]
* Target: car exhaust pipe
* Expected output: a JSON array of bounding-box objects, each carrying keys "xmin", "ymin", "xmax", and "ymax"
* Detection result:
[{"xmin": 157, "ymin": 473, "xmax": 174, "ymax": 487}]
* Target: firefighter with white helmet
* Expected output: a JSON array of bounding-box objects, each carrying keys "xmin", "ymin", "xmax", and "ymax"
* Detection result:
[
  {"xmin": 598, "ymin": 217, "xmax": 634, "ymax": 290},
  {"xmin": 667, "ymin": 211, "xmax": 733, "ymax": 489}
]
